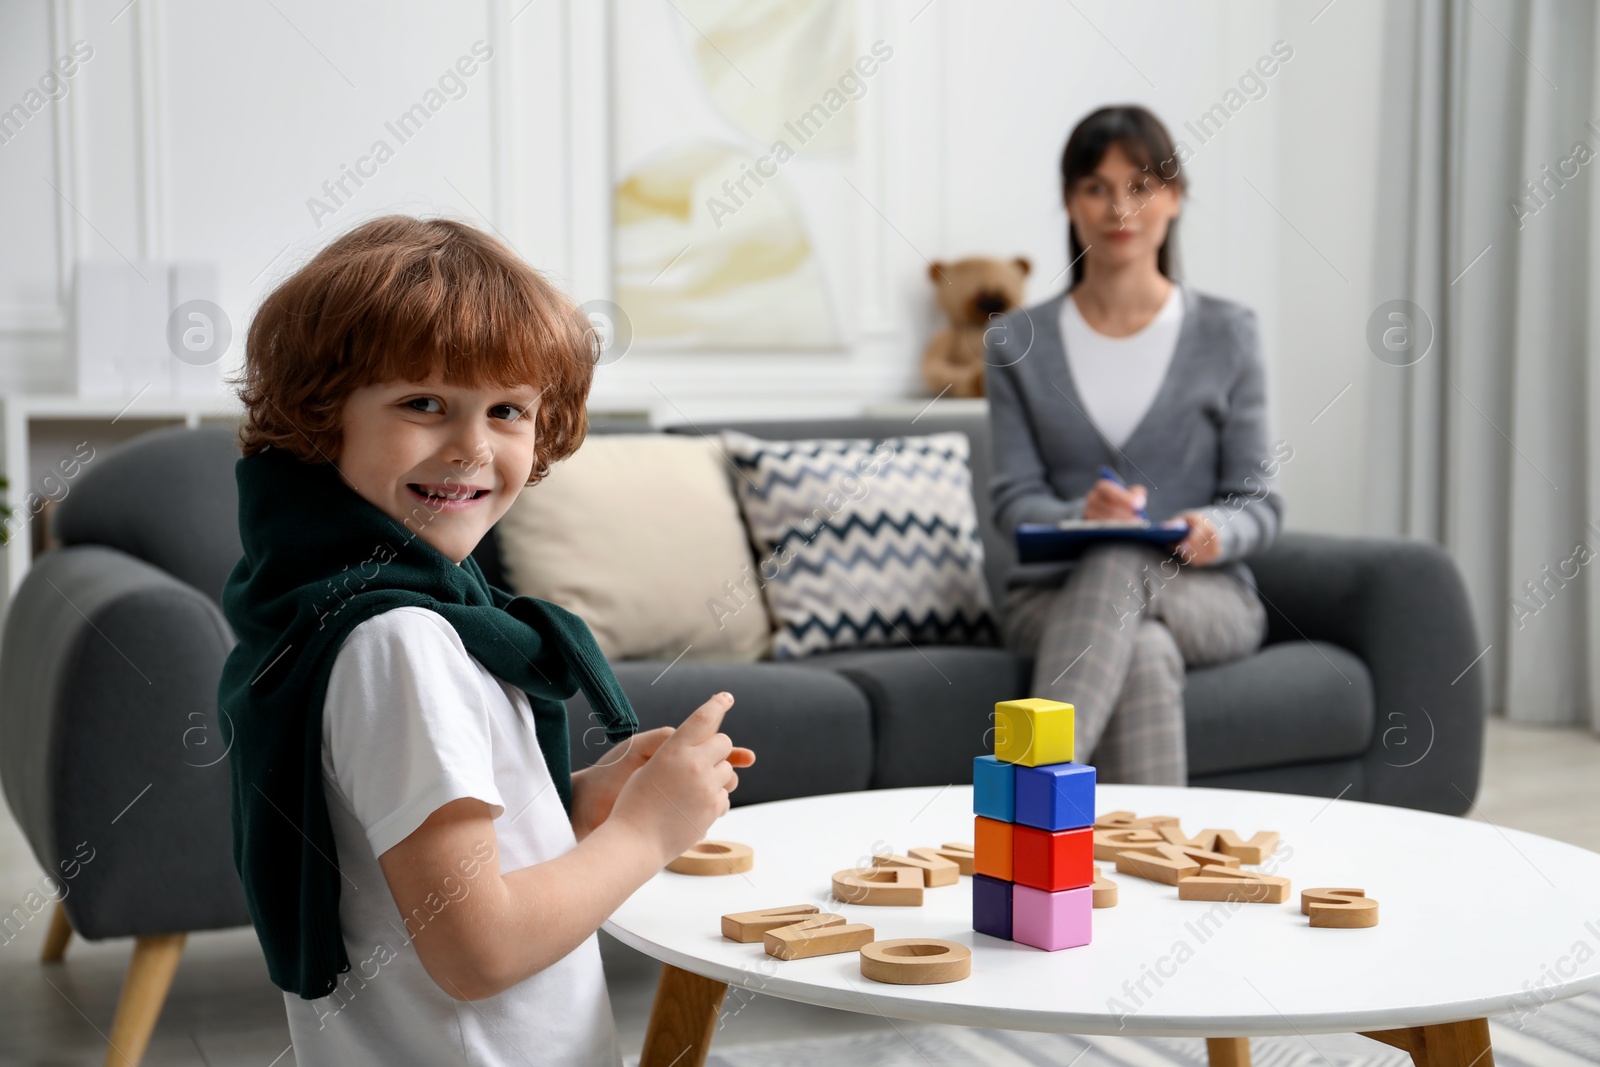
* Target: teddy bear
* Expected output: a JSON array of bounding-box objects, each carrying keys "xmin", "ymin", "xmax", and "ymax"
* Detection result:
[{"xmin": 921, "ymin": 256, "xmax": 1031, "ymax": 398}]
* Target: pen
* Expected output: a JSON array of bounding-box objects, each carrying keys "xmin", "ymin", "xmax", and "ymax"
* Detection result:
[{"xmin": 1098, "ymin": 465, "xmax": 1148, "ymax": 521}]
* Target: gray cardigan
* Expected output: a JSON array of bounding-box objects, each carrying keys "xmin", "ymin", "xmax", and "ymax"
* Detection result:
[{"xmin": 985, "ymin": 284, "xmax": 1285, "ymax": 592}]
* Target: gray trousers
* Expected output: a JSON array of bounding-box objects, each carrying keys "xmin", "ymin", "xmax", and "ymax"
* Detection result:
[{"xmin": 1000, "ymin": 543, "xmax": 1267, "ymax": 785}]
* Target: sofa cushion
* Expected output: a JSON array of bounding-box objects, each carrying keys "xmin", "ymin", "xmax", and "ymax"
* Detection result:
[
  {"xmin": 814, "ymin": 639, "xmax": 1371, "ymax": 786},
  {"xmin": 1183, "ymin": 641, "xmax": 1374, "ymax": 776},
  {"xmin": 721, "ymin": 429, "xmax": 997, "ymax": 659},
  {"xmin": 806, "ymin": 646, "xmax": 1031, "ymax": 790},
  {"xmin": 496, "ymin": 434, "xmax": 772, "ymax": 662},
  {"xmin": 1190, "ymin": 756, "xmax": 1368, "ymax": 798},
  {"xmin": 667, "ymin": 411, "xmax": 1013, "ymax": 608},
  {"xmin": 562, "ymin": 660, "xmax": 873, "ymax": 806}
]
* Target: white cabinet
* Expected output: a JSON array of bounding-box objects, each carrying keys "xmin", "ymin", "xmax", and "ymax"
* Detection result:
[{"xmin": 0, "ymin": 392, "xmax": 244, "ymax": 600}]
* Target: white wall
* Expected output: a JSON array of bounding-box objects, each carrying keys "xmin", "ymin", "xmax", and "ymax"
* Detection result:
[{"xmin": 0, "ymin": 0, "xmax": 1391, "ymax": 535}]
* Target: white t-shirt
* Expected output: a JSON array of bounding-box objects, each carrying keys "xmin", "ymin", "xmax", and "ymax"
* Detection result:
[
  {"xmin": 283, "ymin": 605, "xmax": 622, "ymax": 1067},
  {"xmin": 1059, "ymin": 282, "xmax": 1185, "ymax": 450}
]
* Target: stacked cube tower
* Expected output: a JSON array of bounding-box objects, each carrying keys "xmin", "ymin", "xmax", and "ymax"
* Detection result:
[{"xmin": 971, "ymin": 698, "xmax": 1096, "ymax": 951}]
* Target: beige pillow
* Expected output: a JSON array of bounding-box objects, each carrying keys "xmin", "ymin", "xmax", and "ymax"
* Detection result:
[{"xmin": 496, "ymin": 434, "xmax": 772, "ymax": 662}]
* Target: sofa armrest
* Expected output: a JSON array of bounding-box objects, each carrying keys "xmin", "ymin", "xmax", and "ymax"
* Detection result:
[
  {"xmin": 1247, "ymin": 532, "xmax": 1486, "ymax": 814},
  {"xmin": 0, "ymin": 545, "xmax": 249, "ymax": 939}
]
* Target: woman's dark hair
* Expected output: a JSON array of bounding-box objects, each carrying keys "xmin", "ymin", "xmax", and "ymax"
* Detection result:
[{"xmin": 1059, "ymin": 105, "xmax": 1187, "ymax": 287}]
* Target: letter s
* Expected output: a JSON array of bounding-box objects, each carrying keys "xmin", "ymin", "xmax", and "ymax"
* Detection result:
[
  {"xmin": 471, "ymin": 40, "xmax": 494, "ymax": 62},
  {"xmin": 1271, "ymin": 39, "xmax": 1293, "ymax": 62}
]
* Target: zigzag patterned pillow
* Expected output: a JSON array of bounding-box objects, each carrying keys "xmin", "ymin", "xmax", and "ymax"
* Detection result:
[{"xmin": 721, "ymin": 429, "xmax": 998, "ymax": 659}]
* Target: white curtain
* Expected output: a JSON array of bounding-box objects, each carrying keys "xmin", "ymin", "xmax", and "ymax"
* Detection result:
[{"xmin": 1369, "ymin": 0, "xmax": 1600, "ymax": 731}]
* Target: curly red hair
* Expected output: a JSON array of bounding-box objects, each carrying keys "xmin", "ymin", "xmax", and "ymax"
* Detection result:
[{"xmin": 230, "ymin": 215, "xmax": 594, "ymax": 485}]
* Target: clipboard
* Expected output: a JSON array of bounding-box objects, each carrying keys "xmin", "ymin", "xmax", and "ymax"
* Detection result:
[{"xmin": 1015, "ymin": 519, "xmax": 1190, "ymax": 563}]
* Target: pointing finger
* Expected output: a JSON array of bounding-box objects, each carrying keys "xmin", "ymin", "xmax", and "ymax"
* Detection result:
[{"xmin": 671, "ymin": 692, "xmax": 733, "ymax": 746}]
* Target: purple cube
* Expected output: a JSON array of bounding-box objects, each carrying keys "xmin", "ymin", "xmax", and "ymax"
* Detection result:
[
  {"xmin": 1014, "ymin": 761, "xmax": 1096, "ymax": 831},
  {"xmin": 1012, "ymin": 884, "xmax": 1093, "ymax": 951},
  {"xmin": 972, "ymin": 873, "xmax": 1013, "ymax": 941}
]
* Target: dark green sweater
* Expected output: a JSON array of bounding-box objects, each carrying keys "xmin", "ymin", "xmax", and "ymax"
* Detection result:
[{"xmin": 219, "ymin": 444, "xmax": 638, "ymax": 1000}]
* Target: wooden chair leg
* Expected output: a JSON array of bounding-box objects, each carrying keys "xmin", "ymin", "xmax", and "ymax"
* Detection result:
[
  {"xmin": 103, "ymin": 932, "xmax": 186, "ymax": 1067},
  {"xmin": 40, "ymin": 900, "xmax": 73, "ymax": 962},
  {"xmin": 1206, "ymin": 1036, "xmax": 1252, "ymax": 1066},
  {"xmin": 640, "ymin": 962, "xmax": 729, "ymax": 1067},
  {"xmin": 1360, "ymin": 1018, "xmax": 1494, "ymax": 1066}
]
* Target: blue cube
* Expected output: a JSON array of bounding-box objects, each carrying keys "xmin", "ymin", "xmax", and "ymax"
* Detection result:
[
  {"xmin": 973, "ymin": 755, "xmax": 1015, "ymax": 822},
  {"xmin": 972, "ymin": 873, "xmax": 1013, "ymax": 940},
  {"xmin": 1014, "ymin": 761, "xmax": 1096, "ymax": 831}
]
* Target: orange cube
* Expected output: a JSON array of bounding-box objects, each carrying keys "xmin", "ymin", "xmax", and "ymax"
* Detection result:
[{"xmin": 974, "ymin": 815, "xmax": 1014, "ymax": 882}]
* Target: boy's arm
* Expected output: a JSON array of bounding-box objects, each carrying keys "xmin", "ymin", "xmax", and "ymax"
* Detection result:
[
  {"xmin": 379, "ymin": 693, "xmax": 741, "ymax": 1002},
  {"xmin": 379, "ymin": 796, "xmax": 663, "ymax": 1002}
]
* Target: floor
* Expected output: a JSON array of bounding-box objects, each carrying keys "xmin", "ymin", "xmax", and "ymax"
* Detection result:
[{"xmin": 0, "ymin": 714, "xmax": 1594, "ymax": 1065}]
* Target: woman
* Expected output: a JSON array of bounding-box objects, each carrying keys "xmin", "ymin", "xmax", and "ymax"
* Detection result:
[{"xmin": 985, "ymin": 105, "xmax": 1285, "ymax": 785}]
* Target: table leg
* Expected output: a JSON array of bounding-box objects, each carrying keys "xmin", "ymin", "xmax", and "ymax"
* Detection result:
[
  {"xmin": 1358, "ymin": 1018, "xmax": 1494, "ymax": 1066},
  {"xmin": 1205, "ymin": 1036, "xmax": 1251, "ymax": 1066},
  {"xmin": 640, "ymin": 963, "xmax": 729, "ymax": 1067}
]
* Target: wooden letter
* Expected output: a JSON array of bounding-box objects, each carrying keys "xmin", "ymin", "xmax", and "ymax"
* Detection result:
[
  {"xmin": 1095, "ymin": 810, "xmax": 1142, "ymax": 829},
  {"xmin": 764, "ymin": 915, "xmax": 875, "ymax": 960},
  {"xmin": 933, "ymin": 842, "xmax": 976, "ymax": 876},
  {"xmin": 720, "ymin": 905, "xmax": 821, "ymax": 943},
  {"xmin": 831, "ymin": 866, "xmax": 925, "ymax": 906},
  {"xmin": 1302, "ymin": 887, "xmax": 1379, "ymax": 928},
  {"xmin": 1157, "ymin": 824, "xmax": 1219, "ymax": 851},
  {"xmin": 1173, "ymin": 843, "xmax": 1241, "ymax": 869},
  {"xmin": 1114, "ymin": 843, "xmax": 1202, "ymax": 885},
  {"xmin": 1208, "ymin": 828, "xmax": 1281, "ymax": 864},
  {"xmin": 1095, "ymin": 811, "xmax": 1180, "ymax": 830},
  {"xmin": 666, "ymin": 840, "xmax": 754, "ymax": 876},
  {"xmin": 1091, "ymin": 865, "xmax": 1118, "ymax": 908},
  {"xmin": 876, "ymin": 850, "xmax": 960, "ymax": 887},
  {"xmin": 1093, "ymin": 828, "xmax": 1163, "ymax": 861},
  {"xmin": 1177, "ymin": 866, "xmax": 1291, "ymax": 904},
  {"xmin": 859, "ymin": 939, "xmax": 972, "ymax": 984}
]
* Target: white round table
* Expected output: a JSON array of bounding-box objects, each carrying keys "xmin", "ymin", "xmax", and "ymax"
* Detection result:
[{"xmin": 607, "ymin": 784, "xmax": 1600, "ymax": 1067}]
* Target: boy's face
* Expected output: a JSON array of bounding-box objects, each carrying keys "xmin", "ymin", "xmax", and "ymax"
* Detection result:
[{"xmin": 332, "ymin": 370, "xmax": 542, "ymax": 565}]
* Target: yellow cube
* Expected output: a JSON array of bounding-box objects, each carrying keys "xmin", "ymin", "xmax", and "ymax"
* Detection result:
[{"xmin": 993, "ymin": 698, "xmax": 1074, "ymax": 766}]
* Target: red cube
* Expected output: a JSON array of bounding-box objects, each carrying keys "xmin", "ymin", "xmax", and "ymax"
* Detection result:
[{"xmin": 1013, "ymin": 824, "xmax": 1092, "ymax": 891}]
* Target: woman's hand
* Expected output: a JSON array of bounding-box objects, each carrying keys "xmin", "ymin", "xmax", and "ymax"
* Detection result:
[
  {"xmin": 569, "ymin": 715, "xmax": 756, "ymax": 842},
  {"xmin": 1174, "ymin": 510, "xmax": 1223, "ymax": 566},
  {"xmin": 1084, "ymin": 478, "xmax": 1148, "ymax": 522}
]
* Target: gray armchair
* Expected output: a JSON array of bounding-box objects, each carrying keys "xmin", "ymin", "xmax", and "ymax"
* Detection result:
[{"xmin": 0, "ymin": 425, "xmax": 248, "ymax": 1067}]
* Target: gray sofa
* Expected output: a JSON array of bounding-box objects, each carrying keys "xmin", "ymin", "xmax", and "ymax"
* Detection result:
[
  {"xmin": 508, "ymin": 412, "xmax": 1486, "ymax": 816},
  {"xmin": 0, "ymin": 413, "xmax": 1483, "ymax": 1066}
]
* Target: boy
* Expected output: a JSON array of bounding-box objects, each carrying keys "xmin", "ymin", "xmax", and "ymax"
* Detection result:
[{"xmin": 219, "ymin": 215, "xmax": 754, "ymax": 1065}]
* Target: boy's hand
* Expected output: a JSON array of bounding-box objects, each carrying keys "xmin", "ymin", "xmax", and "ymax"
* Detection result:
[
  {"xmin": 608, "ymin": 692, "xmax": 752, "ymax": 868},
  {"xmin": 569, "ymin": 727, "xmax": 670, "ymax": 840},
  {"xmin": 569, "ymin": 724, "xmax": 755, "ymax": 840}
]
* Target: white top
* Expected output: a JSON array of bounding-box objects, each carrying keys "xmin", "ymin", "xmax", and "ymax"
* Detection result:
[
  {"xmin": 605, "ymin": 783, "xmax": 1600, "ymax": 1038},
  {"xmin": 283, "ymin": 606, "xmax": 622, "ymax": 1067},
  {"xmin": 1058, "ymin": 282, "xmax": 1185, "ymax": 449}
]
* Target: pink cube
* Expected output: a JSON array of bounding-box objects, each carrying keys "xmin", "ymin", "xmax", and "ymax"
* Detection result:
[{"xmin": 1012, "ymin": 884, "xmax": 1092, "ymax": 950}]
